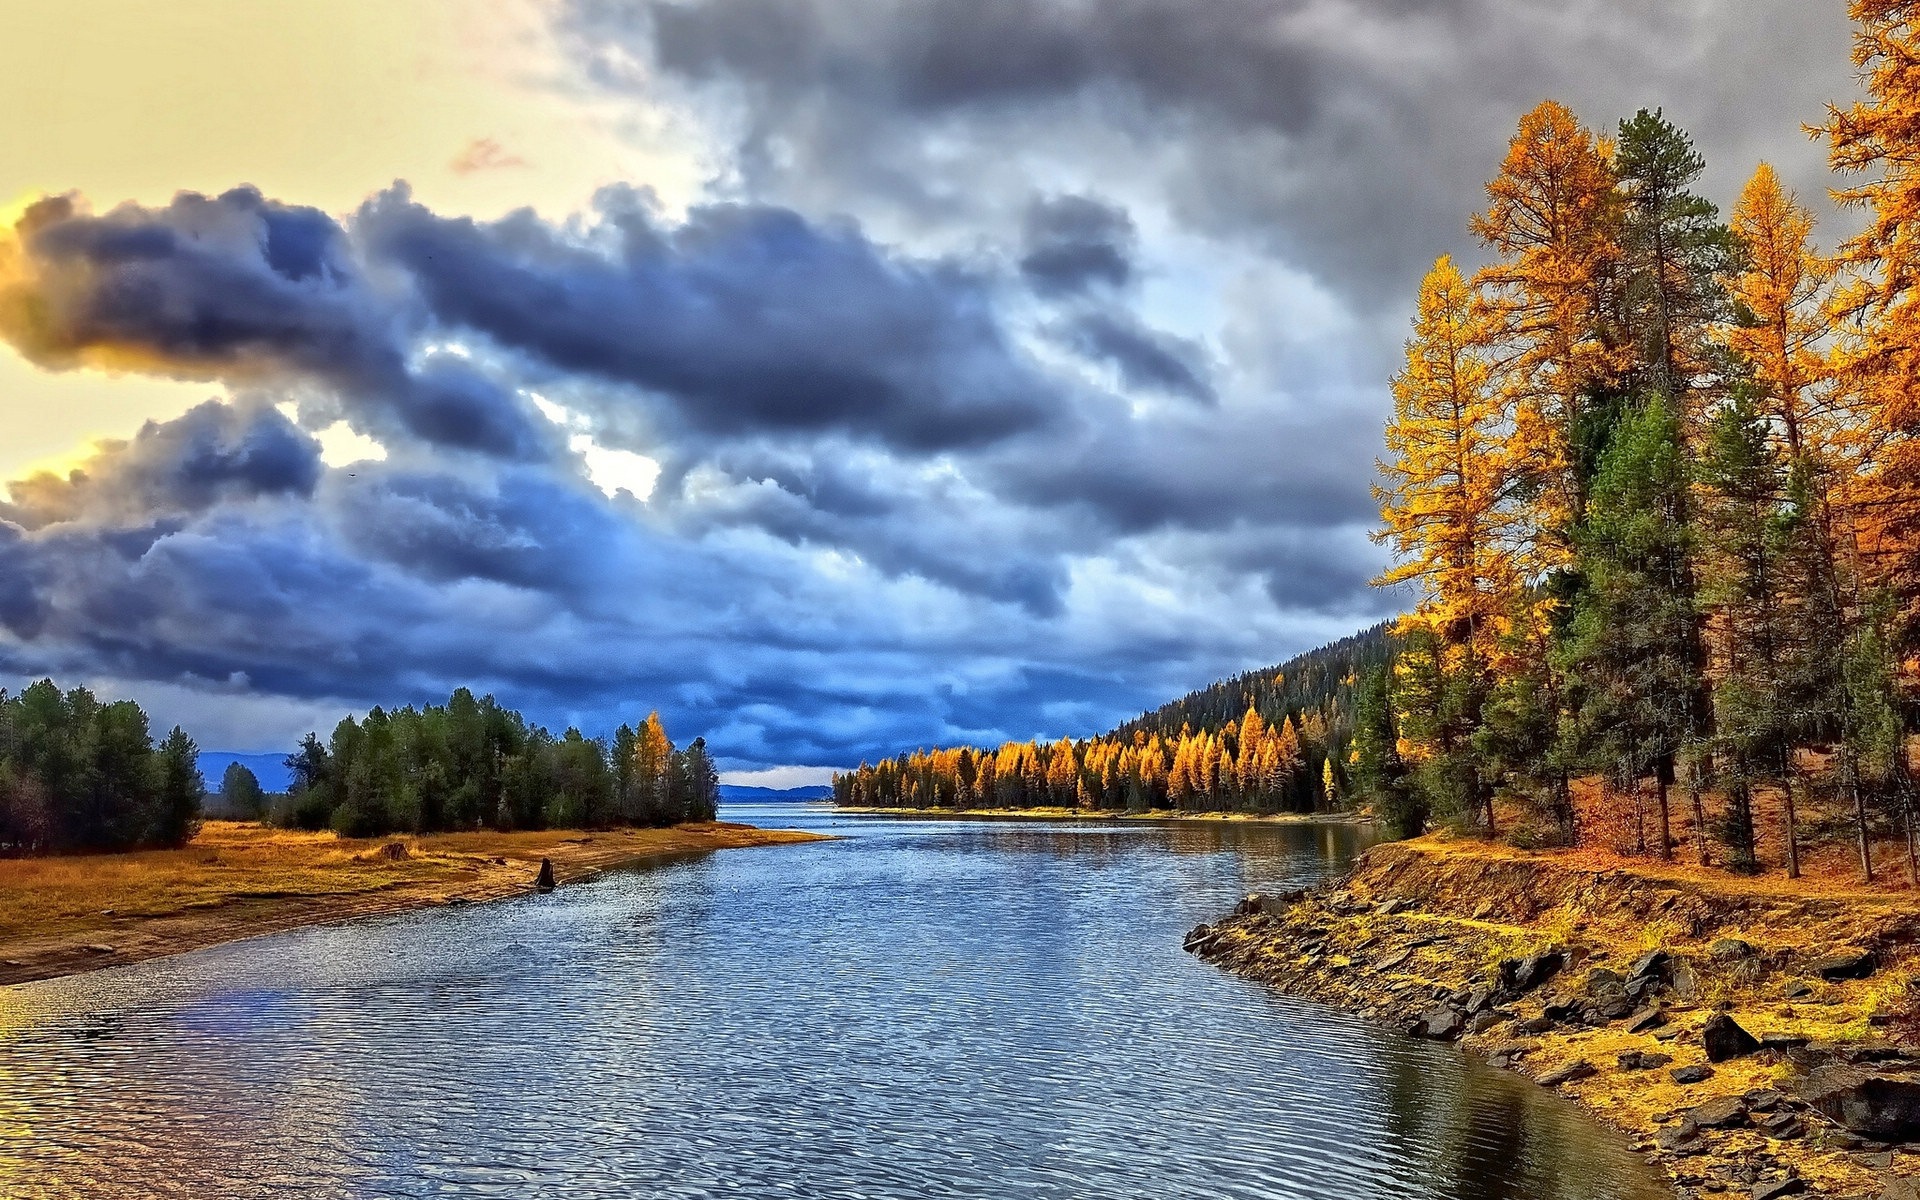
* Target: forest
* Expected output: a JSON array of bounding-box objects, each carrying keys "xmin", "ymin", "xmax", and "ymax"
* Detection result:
[
  {"xmin": 830, "ymin": 625, "xmax": 1391, "ymax": 814},
  {"xmin": 275, "ymin": 690, "xmax": 720, "ymax": 837},
  {"xmin": 0, "ymin": 680, "xmax": 203, "ymax": 854},
  {"xmin": 1358, "ymin": 0, "xmax": 1920, "ymax": 882}
]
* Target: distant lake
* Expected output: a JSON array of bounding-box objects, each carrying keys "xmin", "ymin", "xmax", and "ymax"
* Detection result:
[{"xmin": 0, "ymin": 805, "xmax": 1669, "ymax": 1199}]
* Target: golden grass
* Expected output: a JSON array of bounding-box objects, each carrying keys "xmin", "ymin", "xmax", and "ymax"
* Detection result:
[{"xmin": 0, "ymin": 820, "xmax": 828, "ymax": 982}]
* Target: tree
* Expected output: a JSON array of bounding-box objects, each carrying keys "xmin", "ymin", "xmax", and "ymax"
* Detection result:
[
  {"xmin": 679, "ymin": 737, "xmax": 721, "ymax": 822},
  {"xmin": 152, "ymin": 727, "xmax": 205, "ymax": 848},
  {"xmin": 1472, "ymin": 99, "xmax": 1624, "ymax": 537},
  {"xmin": 1374, "ymin": 256, "xmax": 1524, "ymax": 832},
  {"xmin": 1615, "ymin": 109, "xmax": 1736, "ymax": 409},
  {"xmin": 219, "ymin": 762, "xmax": 267, "ymax": 820},
  {"xmin": 631, "ymin": 711, "xmax": 675, "ymax": 824},
  {"xmin": 1561, "ymin": 397, "xmax": 1706, "ymax": 860}
]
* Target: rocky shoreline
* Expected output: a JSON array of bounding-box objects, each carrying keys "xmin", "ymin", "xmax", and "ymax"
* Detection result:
[{"xmin": 1185, "ymin": 841, "xmax": 1920, "ymax": 1199}]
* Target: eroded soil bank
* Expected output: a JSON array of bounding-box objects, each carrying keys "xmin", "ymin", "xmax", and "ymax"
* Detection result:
[
  {"xmin": 1187, "ymin": 838, "xmax": 1920, "ymax": 1200},
  {"xmin": 0, "ymin": 820, "xmax": 830, "ymax": 986}
]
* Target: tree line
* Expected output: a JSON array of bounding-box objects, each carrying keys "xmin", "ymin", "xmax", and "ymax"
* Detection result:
[
  {"xmin": 832, "ymin": 627, "xmax": 1392, "ymax": 815},
  {"xmin": 0, "ymin": 680, "xmax": 203, "ymax": 854},
  {"xmin": 274, "ymin": 689, "xmax": 720, "ymax": 836},
  {"xmin": 1359, "ymin": 1, "xmax": 1920, "ymax": 881}
]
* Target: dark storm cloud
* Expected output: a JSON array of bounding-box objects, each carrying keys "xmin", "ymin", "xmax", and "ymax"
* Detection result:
[
  {"xmin": 0, "ymin": 189, "xmax": 553, "ymax": 461},
  {"xmin": 354, "ymin": 185, "xmax": 1057, "ymax": 453},
  {"xmin": 1059, "ymin": 311, "xmax": 1213, "ymax": 403},
  {"xmin": 1021, "ymin": 194, "xmax": 1135, "ymax": 295},
  {"xmin": 1, "ymin": 401, "xmax": 321, "ymax": 531},
  {"xmin": 564, "ymin": 0, "xmax": 1854, "ymax": 308}
]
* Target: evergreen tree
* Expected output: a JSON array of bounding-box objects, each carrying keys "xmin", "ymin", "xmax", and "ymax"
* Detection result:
[{"xmin": 219, "ymin": 762, "xmax": 267, "ymax": 820}]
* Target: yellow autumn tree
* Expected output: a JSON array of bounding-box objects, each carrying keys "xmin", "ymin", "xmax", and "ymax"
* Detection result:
[
  {"xmin": 1374, "ymin": 255, "xmax": 1525, "ymax": 662},
  {"xmin": 1825, "ymin": 0, "xmax": 1920, "ymax": 614},
  {"xmin": 1471, "ymin": 99, "xmax": 1623, "ymax": 544},
  {"xmin": 1726, "ymin": 163, "xmax": 1839, "ymax": 458}
]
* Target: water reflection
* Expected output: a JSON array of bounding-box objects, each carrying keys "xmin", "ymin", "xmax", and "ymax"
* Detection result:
[{"xmin": 0, "ymin": 806, "xmax": 1668, "ymax": 1199}]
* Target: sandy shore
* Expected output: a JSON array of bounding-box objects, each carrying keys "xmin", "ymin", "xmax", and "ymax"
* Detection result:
[
  {"xmin": 0, "ymin": 820, "xmax": 830, "ymax": 987},
  {"xmin": 1187, "ymin": 837, "xmax": 1920, "ymax": 1199}
]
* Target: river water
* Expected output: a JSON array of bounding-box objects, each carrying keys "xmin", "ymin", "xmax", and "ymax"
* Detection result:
[{"xmin": 0, "ymin": 805, "xmax": 1670, "ymax": 1199}]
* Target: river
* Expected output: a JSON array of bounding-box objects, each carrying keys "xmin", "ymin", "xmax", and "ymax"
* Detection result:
[{"xmin": 0, "ymin": 805, "xmax": 1670, "ymax": 1199}]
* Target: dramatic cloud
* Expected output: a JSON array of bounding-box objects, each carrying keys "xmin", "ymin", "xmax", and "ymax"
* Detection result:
[{"xmin": 7, "ymin": 2, "xmax": 1854, "ymax": 771}]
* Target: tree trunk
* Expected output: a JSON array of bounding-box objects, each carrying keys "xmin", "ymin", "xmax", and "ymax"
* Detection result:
[
  {"xmin": 1655, "ymin": 775, "xmax": 1673, "ymax": 861},
  {"xmin": 1783, "ymin": 774, "xmax": 1802, "ymax": 880},
  {"xmin": 1852, "ymin": 768, "xmax": 1875, "ymax": 884},
  {"xmin": 1687, "ymin": 756, "xmax": 1709, "ymax": 866}
]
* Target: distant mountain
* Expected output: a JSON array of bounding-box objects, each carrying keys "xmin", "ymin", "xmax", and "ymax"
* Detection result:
[
  {"xmin": 199, "ymin": 751, "xmax": 293, "ymax": 797},
  {"xmin": 719, "ymin": 784, "xmax": 833, "ymax": 803}
]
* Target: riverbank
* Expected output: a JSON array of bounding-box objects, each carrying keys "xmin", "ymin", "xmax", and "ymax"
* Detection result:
[
  {"xmin": 0, "ymin": 820, "xmax": 829, "ymax": 986},
  {"xmin": 836, "ymin": 805, "xmax": 1369, "ymax": 825},
  {"xmin": 1187, "ymin": 836, "xmax": 1920, "ymax": 1199}
]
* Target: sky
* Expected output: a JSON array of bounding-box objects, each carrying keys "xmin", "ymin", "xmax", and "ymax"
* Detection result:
[{"xmin": 0, "ymin": 0, "xmax": 1863, "ymax": 784}]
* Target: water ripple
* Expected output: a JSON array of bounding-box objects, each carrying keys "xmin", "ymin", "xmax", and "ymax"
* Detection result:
[{"xmin": 0, "ymin": 809, "xmax": 1669, "ymax": 1199}]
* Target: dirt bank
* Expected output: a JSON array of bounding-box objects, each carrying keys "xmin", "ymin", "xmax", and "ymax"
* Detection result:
[
  {"xmin": 0, "ymin": 820, "xmax": 830, "ymax": 986},
  {"xmin": 1187, "ymin": 837, "xmax": 1920, "ymax": 1199}
]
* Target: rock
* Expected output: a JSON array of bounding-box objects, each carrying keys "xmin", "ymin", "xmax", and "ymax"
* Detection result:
[
  {"xmin": 80, "ymin": 944, "xmax": 115, "ymax": 955},
  {"xmin": 1374, "ymin": 949, "xmax": 1413, "ymax": 972},
  {"xmin": 1672, "ymin": 1065, "xmax": 1716, "ymax": 1085},
  {"xmin": 1752, "ymin": 1177, "xmax": 1806, "ymax": 1199},
  {"xmin": 1501, "ymin": 951, "xmax": 1566, "ymax": 994},
  {"xmin": 1656, "ymin": 1122, "xmax": 1700, "ymax": 1152},
  {"xmin": 1519, "ymin": 1016, "xmax": 1556, "ymax": 1035},
  {"xmin": 1587, "ymin": 967, "xmax": 1628, "ymax": 996},
  {"xmin": 1469, "ymin": 1011, "xmax": 1501, "ymax": 1036},
  {"xmin": 1759, "ymin": 1034, "xmax": 1810, "ymax": 1053},
  {"xmin": 1628, "ymin": 1008, "xmax": 1669, "ymax": 1034},
  {"xmin": 1878, "ymin": 1178, "xmax": 1920, "ymax": 1200},
  {"xmin": 1703, "ymin": 1013, "xmax": 1764, "ymax": 1063},
  {"xmin": 1796, "ymin": 1065, "xmax": 1920, "ymax": 1142},
  {"xmin": 1809, "ymin": 948, "xmax": 1879, "ymax": 981},
  {"xmin": 1744, "ymin": 1088, "xmax": 1786, "ymax": 1113},
  {"xmin": 1711, "ymin": 938, "xmax": 1758, "ymax": 962},
  {"xmin": 1238, "ymin": 890, "xmax": 1308, "ymax": 916},
  {"xmin": 1620, "ymin": 1050, "xmax": 1675, "ymax": 1072},
  {"xmin": 1782, "ymin": 979, "xmax": 1814, "ymax": 999},
  {"xmin": 1538, "ymin": 1060, "xmax": 1596, "ymax": 1087},
  {"xmin": 1379, "ymin": 897, "xmax": 1414, "ymax": 916},
  {"xmin": 447, "ymin": 896, "xmax": 471, "ymax": 907},
  {"xmin": 535, "ymin": 858, "xmax": 557, "ymax": 893},
  {"xmin": 1630, "ymin": 950, "xmax": 1672, "ymax": 983},
  {"xmin": 1687, "ymin": 1095, "xmax": 1750, "ymax": 1129},
  {"xmin": 377, "ymin": 840, "xmax": 410, "ymax": 860},
  {"xmin": 1754, "ymin": 1110, "xmax": 1803, "ymax": 1139},
  {"xmin": 1466, "ymin": 987, "xmax": 1496, "ymax": 1014},
  {"xmin": 1419, "ymin": 1008, "xmax": 1467, "ymax": 1040}
]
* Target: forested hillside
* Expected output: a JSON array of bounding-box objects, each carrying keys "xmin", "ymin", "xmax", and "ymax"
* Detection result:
[{"xmin": 831, "ymin": 624, "xmax": 1394, "ymax": 815}]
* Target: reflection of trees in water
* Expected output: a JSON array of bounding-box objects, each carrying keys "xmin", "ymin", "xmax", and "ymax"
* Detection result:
[{"xmin": 1375, "ymin": 1042, "xmax": 1663, "ymax": 1200}]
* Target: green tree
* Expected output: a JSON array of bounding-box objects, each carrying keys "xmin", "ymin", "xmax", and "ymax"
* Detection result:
[{"xmin": 219, "ymin": 762, "xmax": 267, "ymax": 820}]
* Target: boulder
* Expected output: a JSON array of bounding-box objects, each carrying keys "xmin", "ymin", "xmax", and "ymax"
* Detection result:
[
  {"xmin": 1809, "ymin": 948, "xmax": 1879, "ymax": 981},
  {"xmin": 1500, "ymin": 951, "xmax": 1566, "ymax": 995},
  {"xmin": 1629, "ymin": 950, "xmax": 1671, "ymax": 983},
  {"xmin": 535, "ymin": 857, "xmax": 557, "ymax": 893},
  {"xmin": 1627, "ymin": 1008, "xmax": 1668, "ymax": 1034},
  {"xmin": 1782, "ymin": 979, "xmax": 1814, "ymax": 999},
  {"xmin": 377, "ymin": 840, "xmax": 410, "ymax": 860},
  {"xmin": 1618, "ymin": 1050, "xmax": 1674, "ymax": 1072},
  {"xmin": 1419, "ymin": 1008, "xmax": 1467, "ymax": 1040},
  {"xmin": 1879, "ymin": 1179, "xmax": 1920, "ymax": 1200},
  {"xmin": 1752, "ymin": 1177, "xmax": 1807, "ymax": 1200},
  {"xmin": 1183, "ymin": 924, "xmax": 1215, "ymax": 953},
  {"xmin": 1702, "ymin": 1013, "xmax": 1763, "ymax": 1063},
  {"xmin": 1671, "ymin": 1064, "xmax": 1715, "ymax": 1085},
  {"xmin": 1796, "ymin": 1065, "xmax": 1920, "ymax": 1142},
  {"xmin": 1687, "ymin": 1095, "xmax": 1749, "ymax": 1128},
  {"xmin": 1586, "ymin": 967, "xmax": 1627, "ymax": 996},
  {"xmin": 1537, "ymin": 1060, "xmax": 1595, "ymax": 1087}
]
